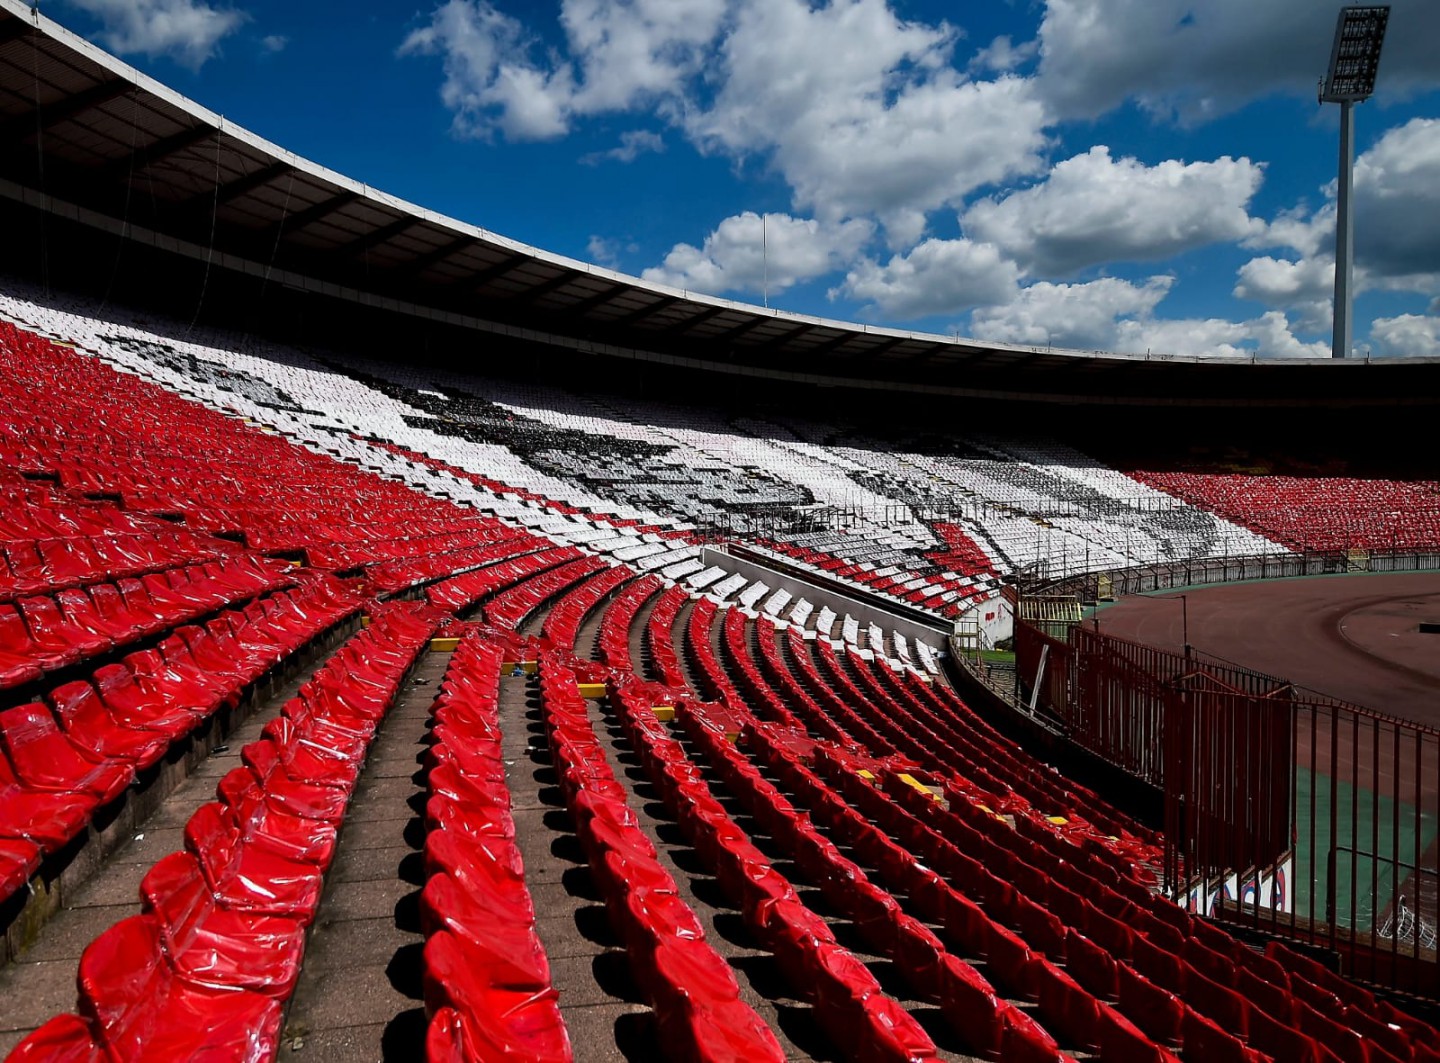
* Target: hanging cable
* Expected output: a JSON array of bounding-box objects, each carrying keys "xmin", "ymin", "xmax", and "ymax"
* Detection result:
[
  {"xmin": 185, "ymin": 126, "xmax": 224, "ymax": 337},
  {"xmin": 99, "ymin": 87, "xmax": 142, "ymax": 315},
  {"xmin": 29, "ymin": 20, "xmax": 49, "ymax": 296}
]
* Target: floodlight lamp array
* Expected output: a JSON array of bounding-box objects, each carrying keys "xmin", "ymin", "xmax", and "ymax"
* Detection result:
[{"xmin": 1320, "ymin": 5, "xmax": 1390, "ymax": 102}]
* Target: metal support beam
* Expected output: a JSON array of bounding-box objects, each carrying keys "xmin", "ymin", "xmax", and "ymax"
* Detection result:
[
  {"xmin": 390, "ymin": 234, "xmax": 475, "ymax": 278},
  {"xmin": 277, "ymin": 188, "xmax": 361, "ymax": 237},
  {"xmin": 0, "ymin": 78, "xmax": 131, "ymax": 145},
  {"xmin": 450, "ymin": 253, "xmax": 526, "ymax": 291},
  {"xmin": 109, "ymin": 124, "xmax": 213, "ymax": 179},
  {"xmin": 515, "ymin": 271, "xmax": 578, "ymax": 303},
  {"xmin": 606, "ymin": 295, "xmax": 680, "ymax": 328},
  {"xmin": 1333, "ymin": 100, "xmax": 1355, "ymax": 359},
  {"xmin": 663, "ymin": 304, "xmax": 731, "ymax": 335},
  {"xmin": 339, "ymin": 215, "xmax": 421, "ymax": 258},
  {"xmin": 0, "ymin": 17, "xmax": 36, "ymax": 47}
]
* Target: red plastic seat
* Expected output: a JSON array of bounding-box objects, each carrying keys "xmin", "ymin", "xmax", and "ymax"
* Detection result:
[
  {"xmin": 48, "ymin": 680, "xmax": 170, "ymax": 769},
  {"xmin": 94, "ymin": 660, "xmax": 207, "ymax": 738},
  {"xmin": 422, "ymin": 931, "xmax": 571, "ymax": 1063},
  {"xmin": 139, "ymin": 850, "xmax": 306, "ymax": 996},
  {"xmin": 5, "ymin": 1014, "xmax": 106, "ymax": 1062},
  {"xmin": 77, "ymin": 915, "xmax": 285, "ymax": 1062},
  {"xmin": 184, "ymin": 802, "xmax": 324, "ymax": 920},
  {"xmin": 0, "ymin": 702, "xmax": 133, "ymax": 803}
]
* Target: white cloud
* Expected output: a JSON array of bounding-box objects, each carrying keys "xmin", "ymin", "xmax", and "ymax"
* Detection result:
[
  {"xmin": 962, "ymin": 147, "xmax": 1264, "ymax": 276},
  {"xmin": 1369, "ymin": 314, "xmax": 1440, "ymax": 358},
  {"xmin": 970, "ymin": 275, "xmax": 1173, "ymax": 348},
  {"xmin": 1112, "ymin": 310, "xmax": 1328, "ymax": 359},
  {"xmin": 400, "ymin": 0, "xmax": 725, "ymax": 140},
  {"xmin": 967, "ymin": 275, "xmax": 1329, "ymax": 358},
  {"xmin": 1036, "ymin": 0, "xmax": 1440, "ymax": 123},
  {"xmin": 969, "ymin": 34, "xmax": 1037, "ymax": 75},
  {"xmin": 558, "ymin": 0, "xmax": 728, "ymax": 115},
  {"xmin": 1352, "ymin": 118, "xmax": 1440, "ymax": 281},
  {"xmin": 261, "ymin": 34, "xmax": 287, "ymax": 54},
  {"xmin": 581, "ymin": 129, "xmax": 665, "ymax": 166},
  {"xmin": 643, "ymin": 212, "xmax": 874, "ymax": 297},
  {"xmin": 66, "ymin": 0, "xmax": 247, "ymax": 68},
  {"xmin": 688, "ymin": 0, "xmax": 1050, "ymax": 243},
  {"xmin": 1233, "ymin": 255, "xmax": 1333, "ymax": 332},
  {"xmin": 1237, "ymin": 117, "xmax": 1440, "ymax": 334},
  {"xmin": 836, "ymin": 238, "xmax": 1020, "ymax": 319}
]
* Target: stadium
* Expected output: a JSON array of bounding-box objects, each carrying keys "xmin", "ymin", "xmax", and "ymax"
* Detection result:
[{"xmin": 0, "ymin": 1, "xmax": 1438, "ymax": 1061}]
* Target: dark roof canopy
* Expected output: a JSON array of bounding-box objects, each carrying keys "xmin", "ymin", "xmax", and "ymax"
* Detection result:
[{"xmin": 1, "ymin": 0, "xmax": 1436, "ymax": 408}]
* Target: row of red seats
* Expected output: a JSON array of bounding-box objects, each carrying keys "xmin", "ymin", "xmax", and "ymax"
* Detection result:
[
  {"xmin": 676, "ymin": 689, "xmax": 1082, "ymax": 1063},
  {"xmin": 483, "ymin": 555, "xmax": 609, "ymax": 632},
  {"xmin": 835, "ymin": 641, "xmax": 1157, "ymax": 863},
  {"xmin": 539, "ymin": 563, "xmax": 633, "ymax": 653},
  {"xmin": 926, "ymin": 521, "xmax": 1000, "ymax": 579},
  {"xmin": 2, "ymin": 523, "xmax": 227, "ymax": 602},
  {"xmin": 422, "ymin": 633, "xmax": 571, "ymax": 1061},
  {"xmin": 0, "ymin": 481, "xmax": 177, "ymax": 541},
  {"xmin": 306, "ymin": 519, "xmax": 519, "ymax": 572},
  {"xmin": 1129, "ymin": 470, "xmax": 1440, "ymax": 553},
  {"xmin": 797, "ymin": 630, "xmax": 1155, "ymax": 867},
  {"xmin": 365, "ymin": 529, "xmax": 544, "ymax": 594},
  {"xmin": 863, "ymin": 650, "xmax": 1162, "ymax": 852},
  {"xmin": 813, "ymin": 746, "xmax": 1430, "ymax": 1063},
  {"xmin": 537, "ymin": 655, "xmax": 783, "ymax": 1061},
  {"xmin": 610, "ymin": 675, "xmax": 943, "ymax": 1063},
  {"xmin": 756, "ymin": 539, "xmax": 978, "ymax": 618},
  {"xmin": 609, "ymin": 677, "xmax": 953, "ymax": 1062},
  {"xmin": 0, "ymin": 323, "xmax": 486, "ymax": 566},
  {"xmin": 721, "ymin": 608, "xmax": 823, "ymax": 738},
  {"xmin": 426, "ymin": 546, "xmax": 583, "ymax": 614},
  {"xmin": 760, "ymin": 722, "xmax": 1181, "ymax": 1062},
  {"xmin": 0, "ymin": 557, "xmax": 294, "ymax": 692},
  {"xmin": 595, "ymin": 574, "xmax": 663, "ymax": 674},
  {"xmin": 645, "ymin": 584, "xmax": 690, "ymax": 690},
  {"xmin": 9, "ymin": 602, "xmax": 440, "ymax": 1061},
  {"xmin": 0, "ymin": 576, "xmax": 361, "ymax": 905}
]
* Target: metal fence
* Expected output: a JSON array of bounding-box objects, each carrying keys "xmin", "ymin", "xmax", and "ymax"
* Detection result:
[
  {"xmin": 1016, "ymin": 620, "xmax": 1440, "ymax": 996},
  {"xmin": 1033, "ymin": 548, "xmax": 1440, "ymax": 601}
]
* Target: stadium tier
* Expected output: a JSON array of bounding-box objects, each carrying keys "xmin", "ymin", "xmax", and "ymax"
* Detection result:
[{"xmin": 4, "ymin": 299, "xmax": 1440, "ymax": 1061}]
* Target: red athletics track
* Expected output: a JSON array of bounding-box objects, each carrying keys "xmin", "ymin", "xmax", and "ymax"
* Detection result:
[{"xmin": 1094, "ymin": 571, "xmax": 1440, "ymax": 729}]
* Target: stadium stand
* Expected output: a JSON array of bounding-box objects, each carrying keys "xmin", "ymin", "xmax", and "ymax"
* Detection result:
[{"xmin": 4, "ymin": 287, "xmax": 1440, "ymax": 1061}]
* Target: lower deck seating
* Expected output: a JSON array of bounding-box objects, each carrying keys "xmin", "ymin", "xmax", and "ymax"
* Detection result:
[{"xmin": 2, "ymin": 310, "xmax": 1435, "ymax": 1063}]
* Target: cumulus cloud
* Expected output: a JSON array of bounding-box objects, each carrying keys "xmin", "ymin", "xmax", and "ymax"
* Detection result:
[
  {"xmin": 964, "ymin": 275, "xmax": 1328, "ymax": 359},
  {"xmin": 643, "ymin": 212, "xmax": 874, "ymax": 296},
  {"xmin": 1368, "ymin": 314, "xmax": 1440, "ymax": 358},
  {"xmin": 688, "ymin": 0, "xmax": 1049, "ymax": 243},
  {"xmin": 962, "ymin": 147, "xmax": 1264, "ymax": 276},
  {"xmin": 400, "ymin": 0, "xmax": 725, "ymax": 140},
  {"xmin": 836, "ymin": 239, "xmax": 1021, "ymax": 319},
  {"xmin": 581, "ymin": 129, "xmax": 665, "ymax": 166},
  {"xmin": 969, "ymin": 276, "xmax": 1173, "ymax": 348},
  {"xmin": 65, "ymin": 0, "xmax": 247, "ymax": 68},
  {"xmin": 1111, "ymin": 311, "xmax": 1328, "ymax": 359},
  {"xmin": 1237, "ymin": 118, "xmax": 1440, "ymax": 333},
  {"xmin": 1035, "ymin": 0, "xmax": 1440, "ymax": 123},
  {"xmin": 1233, "ymin": 255, "xmax": 1333, "ymax": 332}
]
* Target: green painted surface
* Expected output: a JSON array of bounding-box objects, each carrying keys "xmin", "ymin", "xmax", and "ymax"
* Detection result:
[{"xmin": 1292, "ymin": 765, "xmax": 1439, "ymax": 932}]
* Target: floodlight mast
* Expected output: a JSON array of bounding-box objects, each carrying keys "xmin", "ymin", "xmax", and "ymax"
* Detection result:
[{"xmin": 1320, "ymin": 5, "xmax": 1390, "ymax": 360}]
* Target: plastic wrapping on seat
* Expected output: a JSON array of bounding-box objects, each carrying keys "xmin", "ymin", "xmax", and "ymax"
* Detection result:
[{"xmin": 77, "ymin": 915, "xmax": 284, "ymax": 1063}]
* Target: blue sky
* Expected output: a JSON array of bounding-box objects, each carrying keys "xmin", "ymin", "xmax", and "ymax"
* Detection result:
[{"xmin": 44, "ymin": 0, "xmax": 1440, "ymax": 357}]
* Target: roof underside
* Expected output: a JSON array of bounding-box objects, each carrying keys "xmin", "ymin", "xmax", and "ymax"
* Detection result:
[{"xmin": 0, "ymin": 1, "xmax": 1436, "ymax": 408}]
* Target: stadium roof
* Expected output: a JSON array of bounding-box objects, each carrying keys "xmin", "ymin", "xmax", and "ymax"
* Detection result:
[{"xmin": 1, "ymin": 0, "xmax": 1437, "ymax": 407}]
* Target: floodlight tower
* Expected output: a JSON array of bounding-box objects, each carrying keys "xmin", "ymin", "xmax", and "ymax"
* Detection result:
[{"xmin": 1319, "ymin": 5, "xmax": 1390, "ymax": 359}]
